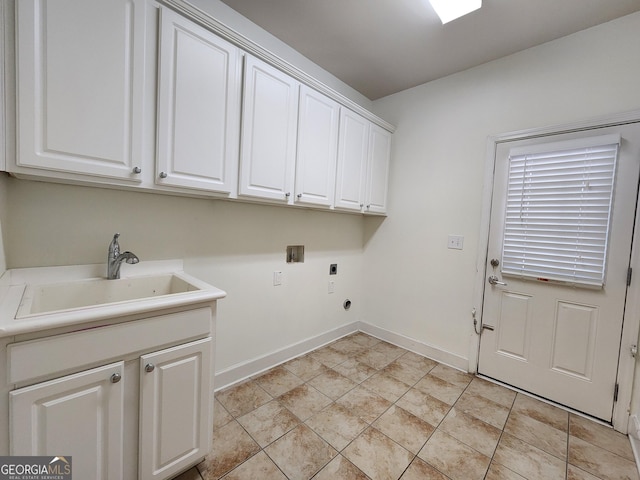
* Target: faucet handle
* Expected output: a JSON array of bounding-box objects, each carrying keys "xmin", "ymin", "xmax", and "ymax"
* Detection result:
[{"xmin": 109, "ymin": 233, "xmax": 121, "ymax": 257}]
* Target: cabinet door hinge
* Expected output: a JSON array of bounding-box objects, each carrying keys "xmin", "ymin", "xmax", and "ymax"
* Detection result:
[
  {"xmin": 614, "ymin": 383, "xmax": 619, "ymax": 403},
  {"xmin": 628, "ymin": 267, "xmax": 633, "ymax": 287}
]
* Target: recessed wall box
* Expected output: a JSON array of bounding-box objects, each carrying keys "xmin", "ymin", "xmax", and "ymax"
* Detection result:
[
  {"xmin": 330, "ymin": 264, "xmax": 337, "ymax": 275},
  {"xmin": 286, "ymin": 245, "xmax": 304, "ymax": 263}
]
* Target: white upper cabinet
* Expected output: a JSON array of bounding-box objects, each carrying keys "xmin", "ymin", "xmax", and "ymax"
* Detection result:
[
  {"xmin": 14, "ymin": 0, "xmax": 148, "ymax": 181},
  {"xmin": 364, "ymin": 124, "xmax": 392, "ymax": 214},
  {"xmin": 156, "ymin": 8, "xmax": 241, "ymax": 195},
  {"xmin": 239, "ymin": 55, "xmax": 300, "ymax": 203},
  {"xmin": 335, "ymin": 110, "xmax": 391, "ymax": 214},
  {"xmin": 335, "ymin": 109, "xmax": 369, "ymax": 212},
  {"xmin": 9, "ymin": 2, "xmax": 392, "ymax": 212},
  {"xmin": 294, "ymin": 86, "xmax": 340, "ymax": 207}
]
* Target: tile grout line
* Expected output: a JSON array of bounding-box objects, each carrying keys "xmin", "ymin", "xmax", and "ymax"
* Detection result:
[{"xmin": 481, "ymin": 386, "xmax": 517, "ymax": 480}]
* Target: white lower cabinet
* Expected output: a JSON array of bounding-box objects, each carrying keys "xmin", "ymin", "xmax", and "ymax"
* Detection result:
[
  {"xmin": 139, "ymin": 338, "xmax": 212, "ymax": 480},
  {"xmin": 7, "ymin": 308, "xmax": 215, "ymax": 480},
  {"xmin": 10, "ymin": 362, "xmax": 126, "ymax": 479}
]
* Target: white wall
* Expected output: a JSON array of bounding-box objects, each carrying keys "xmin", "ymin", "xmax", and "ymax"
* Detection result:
[
  {"xmin": 365, "ymin": 12, "xmax": 640, "ymax": 364},
  {"xmin": 186, "ymin": 0, "xmax": 373, "ymax": 109},
  {"xmin": 4, "ymin": 179, "xmax": 364, "ymax": 378}
]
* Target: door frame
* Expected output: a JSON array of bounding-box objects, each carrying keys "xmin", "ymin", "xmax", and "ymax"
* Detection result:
[{"xmin": 469, "ymin": 109, "xmax": 640, "ymax": 432}]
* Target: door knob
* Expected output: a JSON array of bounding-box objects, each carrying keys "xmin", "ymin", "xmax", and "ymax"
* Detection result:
[
  {"xmin": 110, "ymin": 373, "xmax": 122, "ymax": 383},
  {"xmin": 488, "ymin": 275, "xmax": 507, "ymax": 286},
  {"xmin": 144, "ymin": 363, "xmax": 155, "ymax": 373}
]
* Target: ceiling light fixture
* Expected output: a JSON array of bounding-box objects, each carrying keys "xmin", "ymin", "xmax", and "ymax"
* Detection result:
[{"xmin": 429, "ymin": 0, "xmax": 482, "ymax": 24}]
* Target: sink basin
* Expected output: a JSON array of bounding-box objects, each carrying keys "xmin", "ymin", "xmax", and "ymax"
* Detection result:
[{"xmin": 16, "ymin": 273, "xmax": 202, "ymax": 318}]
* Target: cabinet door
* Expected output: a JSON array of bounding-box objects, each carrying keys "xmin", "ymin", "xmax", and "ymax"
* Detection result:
[
  {"xmin": 239, "ymin": 56, "xmax": 299, "ymax": 203},
  {"xmin": 156, "ymin": 8, "xmax": 241, "ymax": 194},
  {"xmin": 139, "ymin": 338, "xmax": 212, "ymax": 480},
  {"xmin": 10, "ymin": 362, "xmax": 125, "ymax": 480},
  {"xmin": 334, "ymin": 109, "xmax": 369, "ymax": 212},
  {"xmin": 364, "ymin": 124, "xmax": 392, "ymax": 214},
  {"xmin": 294, "ymin": 86, "xmax": 340, "ymax": 207},
  {"xmin": 15, "ymin": 0, "xmax": 148, "ymax": 181}
]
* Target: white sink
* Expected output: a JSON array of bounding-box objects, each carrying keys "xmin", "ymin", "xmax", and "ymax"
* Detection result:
[{"xmin": 16, "ymin": 273, "xmax": 203, "ymax": 318}]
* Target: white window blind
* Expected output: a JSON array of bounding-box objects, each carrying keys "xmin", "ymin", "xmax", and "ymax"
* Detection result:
[{"xmin": 502, "ymin": 134, "xmax": 620, "ymax": 287}]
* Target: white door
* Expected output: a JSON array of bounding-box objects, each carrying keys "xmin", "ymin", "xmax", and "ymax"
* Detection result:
[
  {"xmin": 10, "ymin": 362, "xmax": 125, "ymax": 479},
  {"xmin": 478, "ymin": 122, "xmax": 640, "ymax": 422},
  {"xmin": 335, "ymin": 109, "xmax": 369, "ymax": 212},
  {"xmin": 15, "ymin": 0, "xmax": 148, "ymax": 181},
  {"xmin": 138, "ymin": 338, "xmax": 212, "ymax": 480},
  {"xmin": 294, "ymin": 85, "xmax": 340, "ymax": 207},
  {"xmin": 156, "ymin": 7, "xmax": 241, "ymax": 194},
  {"xmin": 364, "ymin": 124, "xmax": 392, "ymax": 215},
  {"xmin": 239, "ymin": 56, "xmax": 299, "ymax": 203}
]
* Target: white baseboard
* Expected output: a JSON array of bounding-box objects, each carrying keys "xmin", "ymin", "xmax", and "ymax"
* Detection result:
[
  {"xmin": 358, "ymin": 321, "xmax": 469, "ymax": 372},
  {"xmin": 214, "ymin": 321, "xmax": 471, "ymax": 391},
  {"xmin": 628, "ymin": 415, "xmax": 640, "ymax": 475},
  {"xmin": 214, "ymin": 322, "xmax": 360, "ymax": 391}
]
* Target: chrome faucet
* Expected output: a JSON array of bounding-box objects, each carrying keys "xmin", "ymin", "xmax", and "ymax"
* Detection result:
[{"xmin": 107, "ymin": 233, "xmax": 139, "ymax": 279}]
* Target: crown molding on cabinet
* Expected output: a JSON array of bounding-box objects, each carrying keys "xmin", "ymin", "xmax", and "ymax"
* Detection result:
[{"xmin": 159, "ymin": 0, "xmax": 396, "ymax": 133}]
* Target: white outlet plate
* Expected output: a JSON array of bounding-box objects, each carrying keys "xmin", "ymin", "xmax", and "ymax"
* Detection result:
[
  {"xmin": 273, "ymin": 271, "xmax": 282, "ymax": 286},
  {"xmin": 328, "ymin": 280, "xmax": 335, "ymax": 294},
  {"xmin": 447, "ymin": 235, "xmax": 464, "ymax": 250}
]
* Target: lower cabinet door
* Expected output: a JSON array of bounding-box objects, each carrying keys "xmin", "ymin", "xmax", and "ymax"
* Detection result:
[
  {"xmin": 139, "ymin": 338, "xmax": 212, "ymax": 480},
  {"xmin": 9, "ymin": 361, "xmax": 125, "ymax": 480}
]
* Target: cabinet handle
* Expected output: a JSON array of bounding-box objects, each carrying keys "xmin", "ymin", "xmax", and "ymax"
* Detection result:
[
  {"xmin": 297, "ymin": 194, "xmax": 302, "ymax": 199},
  {"xmin": 285, "ymin": 192, "xmax": 291, "ymax": 197},
  {"xmin": 366, "ymin": 205, "xmax": 371, "ymax": 210},
  {"xmin": 360, "ymin": 204, "xmax": 364, "ymax": 208},
  {"xmin": 144, "ymin": 363, "xmax": 155, "ymax": 373},
  {"xmin": 159, "ymin": 172, "xmax": 168, "ymax": 179},
  {"xmin": 110, "ymin": 373, "xmax": 122, "ymax": 383},
  {"xmin": 132, "ymin": 166, "xmax": 142, "ymax": 174}
]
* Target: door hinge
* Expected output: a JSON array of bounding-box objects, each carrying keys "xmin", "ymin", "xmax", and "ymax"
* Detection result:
[
  {"xmin": 628, "ymin": 267, "xmax": 633, "ymax": 286},
  {"xmin": 614, "ymin": 383, "xmax": 619, "ymax": 403}
]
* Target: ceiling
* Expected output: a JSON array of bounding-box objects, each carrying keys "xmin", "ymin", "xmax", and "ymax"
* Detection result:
[{"xmin": 218, "ymin": 0, "xmax": 640, "ymax": 100}]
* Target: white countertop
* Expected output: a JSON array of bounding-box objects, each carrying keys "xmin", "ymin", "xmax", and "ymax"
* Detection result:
[{"xmin": 0, "ymin": 260, "xmax": 226, "ymax": 338}]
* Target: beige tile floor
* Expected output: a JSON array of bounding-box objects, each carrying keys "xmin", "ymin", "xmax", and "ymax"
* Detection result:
[{"xmin": 172, "ymin": 332, "xmax": 639, "ymax": 480}]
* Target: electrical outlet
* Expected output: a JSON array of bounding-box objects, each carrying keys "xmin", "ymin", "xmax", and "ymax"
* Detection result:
[
  {"xmin": 447, "ymin": 235, "xmax": 464, "ymax": 250},
  {"xmin": 273, "ymin": 271, "xmax": 282, "ymax": 286}
]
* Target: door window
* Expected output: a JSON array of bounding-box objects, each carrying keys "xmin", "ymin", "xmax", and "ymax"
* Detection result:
[{"xmin": 502, "ymin": 134, "xmax": 620, "ymax": 287}]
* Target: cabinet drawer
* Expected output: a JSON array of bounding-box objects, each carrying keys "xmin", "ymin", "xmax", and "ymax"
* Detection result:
[{"xmin": 8, "ymin": 308, "xmax": 211, "ymax": 385}]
